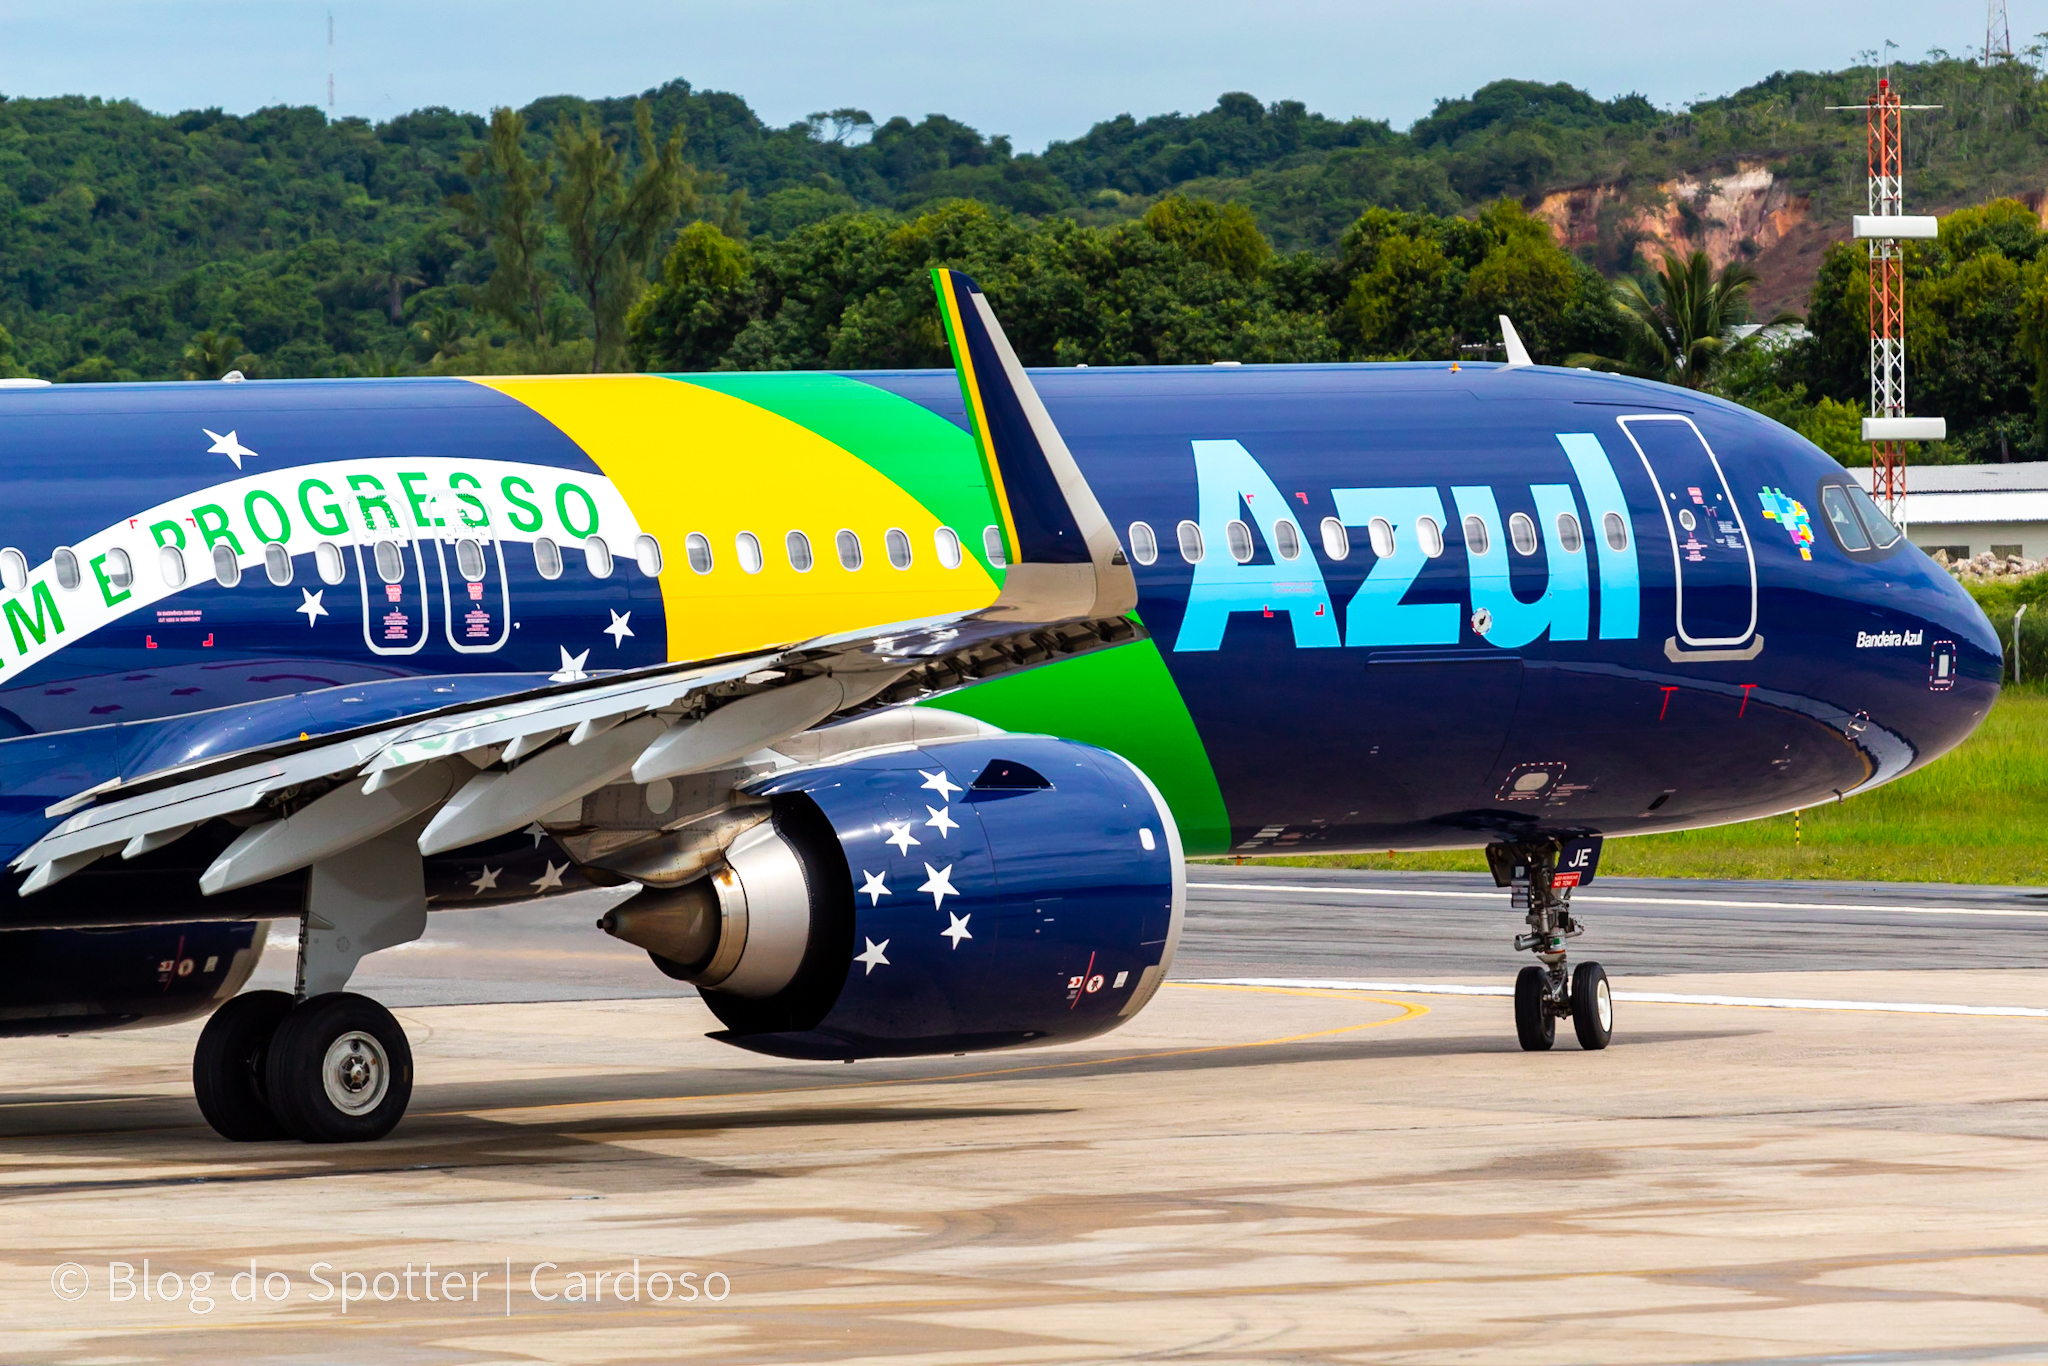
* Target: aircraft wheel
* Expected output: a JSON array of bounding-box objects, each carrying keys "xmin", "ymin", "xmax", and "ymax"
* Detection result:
[
  {"xmin": 1513, "ymin": 965, "xmax": 1555, "ymax": 1052},
  {"xmin": 1571, "ymin": 961, "xmax": 1614, "ymax": 1051},
  {"xmin": 265, "ymin": 992, "xmax": 413, "ymax": 1143},
  {"xmin": 193, "ymin": 989, "xmax": 295, "ymax": 1141}
]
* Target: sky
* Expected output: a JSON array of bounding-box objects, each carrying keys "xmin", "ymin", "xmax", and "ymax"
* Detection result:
[{"xmin": 0, "ymin": 0, "xmax": 2016, "ymax": 149}]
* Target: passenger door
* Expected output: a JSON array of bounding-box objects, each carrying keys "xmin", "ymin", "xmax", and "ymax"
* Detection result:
[{"xmin": 1619, "ymin": 415, "xmax": 1757, "ymax": 650}]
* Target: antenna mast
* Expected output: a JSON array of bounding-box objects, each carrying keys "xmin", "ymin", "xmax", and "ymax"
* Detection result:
[
  {"xmin": 1988, "ymin": 0, "xmax": 2013, "ymax": 61},
  {"xmin": 1829, "ymin": 79, "xmax": 1945, "ymax": 523}
]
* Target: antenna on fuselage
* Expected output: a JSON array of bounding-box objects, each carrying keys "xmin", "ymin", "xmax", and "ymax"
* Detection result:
[{"xmin": 1499, "ymin": 315, "xmax": 1534, "ymax": 369}]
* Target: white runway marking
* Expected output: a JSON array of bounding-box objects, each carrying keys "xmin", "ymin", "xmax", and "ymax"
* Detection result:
[
  {"xmin": 1192, "ymin": 977, "xmax": 2048, "ymax": 1019},
  {"xmin": 1188, "ymin": 880, "xmax": 2048, "ymax": 919}
]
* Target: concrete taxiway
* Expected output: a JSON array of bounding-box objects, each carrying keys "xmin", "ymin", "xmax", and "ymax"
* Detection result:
[{"xmin": 7, "ymin": 868, "xmax": 2048, "ymax": 1363}]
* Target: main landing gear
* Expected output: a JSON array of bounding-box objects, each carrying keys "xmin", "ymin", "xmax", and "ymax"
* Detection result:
[
  {"xmin": 1486, "ymin": 838, "xmax": 1613, "ymax": 1052},
  {"xmin": 191, "ymin": 825, "xmax": 426, "ymax": 1143}
]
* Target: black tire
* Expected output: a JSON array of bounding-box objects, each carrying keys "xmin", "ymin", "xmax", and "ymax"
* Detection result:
[
  {"xmin": 264, "ymin": 993, "xmax": 413, "ymax": 1143},
  {"xmin": 1514, "ymin": 965, "xmax": 1555, "ymax": 1052},
  {"xmin": 1572, "ymin": 961, "xmax": 1614, "ymax": 1051},
  {"xmin": 192, "ymin": 990, "xmax": 295, "ymax": 1141}
]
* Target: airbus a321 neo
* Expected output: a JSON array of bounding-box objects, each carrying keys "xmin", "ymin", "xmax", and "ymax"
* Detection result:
[{"xmin": 0, "ymin": 271, "xmax": 1998, "ymax": 1142}]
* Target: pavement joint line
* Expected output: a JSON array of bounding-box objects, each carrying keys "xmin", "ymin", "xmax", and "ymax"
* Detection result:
[
  {"xmin": 1192, "ymin": 977, "xmax": 2048, "ymax": 1018},
  {"xmin": 1188, "ymin": 880, "xmax": 2048, "ymax": 919}
]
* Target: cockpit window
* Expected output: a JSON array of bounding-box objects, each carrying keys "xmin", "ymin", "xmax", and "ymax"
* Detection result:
[
  {"xmin": 1845, "ymin": 483, "xmax": 1904, "ymax": 548},
  {"xmin": 1819, "ymin": 485, "xmax": 1870, "ymax": 552}
]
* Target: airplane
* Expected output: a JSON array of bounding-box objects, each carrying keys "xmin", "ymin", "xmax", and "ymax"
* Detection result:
[{"xmin": 0, "ymin": 271, "xmax": 1999, "ymax": 1143}]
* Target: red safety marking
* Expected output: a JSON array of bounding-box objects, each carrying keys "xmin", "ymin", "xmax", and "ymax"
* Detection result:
[
  {"xmin": 1658, "ymin": 686, "xmax": 1678, "ymax": 721},
  {"xmin": 1738, "ymin": 683, "xmax": 1757, "ymax": 718}
]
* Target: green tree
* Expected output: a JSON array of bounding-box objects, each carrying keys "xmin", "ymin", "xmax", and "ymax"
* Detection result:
[
  {"xmin": 1574, "ymin": 249, "xmax": 1786, "ymax": 388},
  {"xmin": 180, "ymin": 330, "xmax": 246, "ymax": 381},
  {"xmin": 455, "ymin": 108, "xmax": 554, "ymax": 343},
  {"xmin": 551, "ymin": 102, "xmax": 693, "ymax": 371},
  {"xmin": 625, "ymin": 221, "xmax": 755, "ymax": 371}
]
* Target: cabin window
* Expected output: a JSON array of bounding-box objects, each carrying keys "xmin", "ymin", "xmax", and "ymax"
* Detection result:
[
  {"xmin": 454, "ymin": 538, "xmax": 486, "ymax": 581},
  {"xmin": 1556, "ymin": 512, "xmax": 1584, "ymax": 554},
  {"xmin": 786, "ymin": 530, "xmax": 813, "ymax": 572},
  {"xmin": 213, "ymin": 543, "xmax": 242, "ymax": 588},
  {"xmin": 634, "ymin": 533, "xmax": 663, "ymax": 576},
  {"xmin": 1463, "ymin": 515, "xmax": 1492, "ymax": 556},
  {"xmin": 0, "ymin": 547, "xmax": 25, "ymax": 592},
  {"xmin": 1602, "ymin": 511, "xmax": 1629, "ymax": 552},
  {"xmin": 158, "ymin": 544, "xmax": 186, "ymax": 588},
  {"xmin": 983, "ymin": 525, "xmax": 1007, "ymax": 567},
  {"xmin": 1367, "ymin": 517, "xmax": 1395, "ymax": 559},
  {"xmin": 52, "ymin": 547, "xmax": 80, "ymax": 591},
  {"xmin": 1177, "ymin": 520, "xmax": 1205, "ymax": 563},
  {"xmin": 1225, "ymin": 519, "xmax": 1254, "ymax": 563},
  {"xmin": 1273, "ymin": 518, "xmax": 1301, "ymax": 561},
  {"xmin": 836, "ymin": 529, "xmax": 863, "ymax": 571},
  {"xmin": 1128, "ymin": 521, "xmax": 1158, "ymax": 566},
  {"xmin": 1320, "ymin": 517, "xmax": 1349, "ymax": 560},
  {"xmin": 584, "ymin": 536, "xmax": 614, "ymax": 578},
  {"xmin": 263, "ymin": 542, "xmax": 292, "ymax": 586},
  {"xmin": 1416, "ymin": 516, "xmax": 1445, "ymax": 558},
  {"xmin": 885, "ymin": 527, "xmax": 912, "ymax": 570},
  {"xmin": 104, "ymin": 547, "xmax": 133, "ymax": 590},
  {"xmin": 315, "ymin": 541, "xmax": 346, "ymax": 584},
  {"xmin": 735, "ymin": 531, "xmax": 763, "ymax": 575},
  {"xmin": 373, "ymin": 540, "xmax": 404, "ymax": 584},
  {"xmin": 934, "ymin": 526, "xmax": 962, "ymax": 569},
  {"xmin": 1509, "ymin": 512, "xmax": 1539, "ymax": 556},
  {"xmin": 533, "ymin": 536, "xmax": 564, "ymax": 580},
  {"xmin": 685, "ymin": 532, "xmax": 713, "ymax": 575}
]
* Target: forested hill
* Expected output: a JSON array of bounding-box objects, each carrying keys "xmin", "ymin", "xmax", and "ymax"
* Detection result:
[{"xmin": 3, "ymin": 56, "xmax": 2048, "ymax": 409}]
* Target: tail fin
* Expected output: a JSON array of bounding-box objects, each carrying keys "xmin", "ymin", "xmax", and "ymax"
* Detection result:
[{"xmin": 933, "ymin": 268, "xmax": 1136, "ymax": 620}]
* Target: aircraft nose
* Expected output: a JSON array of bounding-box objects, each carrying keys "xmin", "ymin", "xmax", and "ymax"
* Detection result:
[{"xmin": 1861, "ymin": 533, "xmax": 2001, "ymax": 774}]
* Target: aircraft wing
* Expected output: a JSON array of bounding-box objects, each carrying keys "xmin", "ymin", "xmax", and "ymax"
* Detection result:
[{"xmin": 10, "ymin": 269, "xmax": 1138, "ymax": 898}]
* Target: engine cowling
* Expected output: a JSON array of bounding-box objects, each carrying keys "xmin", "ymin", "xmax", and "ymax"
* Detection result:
[
  {"xmin": 600, "ymin": 735, "xmax": 1184, "ymax": 1060},
  {"xmin": 0, "ymin": 921, "xmax": 266, "ymax": 1037}
]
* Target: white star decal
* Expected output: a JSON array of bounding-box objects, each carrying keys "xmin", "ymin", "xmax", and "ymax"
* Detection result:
[
  {"xmin": 919, "ymin": 862, "xmax": 957, "ymax": 910},
  {"xmin": 941, "ymin": 912, "xmax": 972, "ymax": 949},
  {"xmin": 924, "ymin": 804, "xmax": 958, "ymax": 838},
  {"xmin": 203, "ymin": 428, "xmax": 257, "ymax": 470},
  {"xmin": 530, "ymin": 860, "xmax": 566, "ymax": 891},
  {"xmin": 603, "ymin": 610, "xmax": 633, "ymax": 647},
  {"xmin": 296, "ymin": 587, "xmax": 328, "ymax": 626},
  {"xmin": 524, "ymin": 822, "xmax": 548, "ymax": 847},
  {"xmin": 883, "ymin": 820, "xmax": 920, "ymax": 855},
  {"xmin": 859, "ymin": 870, "xmax": 890, "ymax": 905},
  {"xmin": 854, "ymin": 937, "xmax": 890, "ymax": 975},
  {"xmin": 550, "ymin": 646, "xmax": 589, "ymax": 682},
  {"xmin": 470, "ymin": 866, "xmax": 500, "ymax": 894},
  {"xmin": 919, "ymin": 768, "xmax": 962, "ymax": 800}
]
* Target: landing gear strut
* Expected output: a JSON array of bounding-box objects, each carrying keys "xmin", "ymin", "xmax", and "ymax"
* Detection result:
[
  {"xmin": 1487, "ymin": 838, "xmax": 1612, "ymax": 1052},
  {"xmin": 192, "ymin": 824, "xmax": 427, "ymax": 1143}
]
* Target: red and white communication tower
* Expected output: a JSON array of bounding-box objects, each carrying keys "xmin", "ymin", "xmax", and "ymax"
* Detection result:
[{"xmin": 1835, "ymin": 78, "xmax": 1944, "ymax": 521}]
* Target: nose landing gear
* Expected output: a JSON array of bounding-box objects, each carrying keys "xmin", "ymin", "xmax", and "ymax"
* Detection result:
[{"xmin": 1488, "ymin": 838, "xmax": 1612, "ymax": 1052}]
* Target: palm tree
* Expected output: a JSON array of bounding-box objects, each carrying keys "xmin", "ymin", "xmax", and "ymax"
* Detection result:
[
  {"xmin": 1569, "ymin": 249, "xmax": 1796, "ymax": 389},
  {"xmin": 180, "ymin": 330, "xmax": 245, "ymax": 381}
]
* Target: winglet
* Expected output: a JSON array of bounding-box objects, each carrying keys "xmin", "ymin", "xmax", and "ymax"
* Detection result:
[
  {"xmin": 932, "ymin": 268, "xmax": 1136, "ymax": 621},
  {"xmin": 1499, "ymin": 314, "xmax": 1534, "ymax": 369}
]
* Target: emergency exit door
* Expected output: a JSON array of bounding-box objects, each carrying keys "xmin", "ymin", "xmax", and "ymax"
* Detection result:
[{"xmin": 1619, "ymin": 415, "xmax": 1757, "ymax": 649}]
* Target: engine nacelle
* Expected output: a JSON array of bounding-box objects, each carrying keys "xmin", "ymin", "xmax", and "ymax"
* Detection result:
[
  {"xmin": 601, "ymin": 735, "xmax": 1184, "ymax": 1060},
  {"xmin": 0, "ymin": 921, "xmax": 266, "ymax": 1037}
]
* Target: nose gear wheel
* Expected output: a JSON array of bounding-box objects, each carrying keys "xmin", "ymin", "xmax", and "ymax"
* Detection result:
[{"xmin": 1488, "ymin": 838, "xmax": 1614, "ymax": 1052}]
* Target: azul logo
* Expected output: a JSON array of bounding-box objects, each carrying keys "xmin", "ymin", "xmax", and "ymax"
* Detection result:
[
  {"xmin": 0, "ymin": 458, "xmax": 641, "ymax": 679},
  {"xmin": 1173, "ymin": 433, "xmax": 1641, "ymax": 652}
]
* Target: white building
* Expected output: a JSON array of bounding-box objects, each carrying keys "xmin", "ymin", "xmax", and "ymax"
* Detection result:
[{"xmin": 1850, "ymin": 463, "xmax": 2048, "ymax": 562}]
